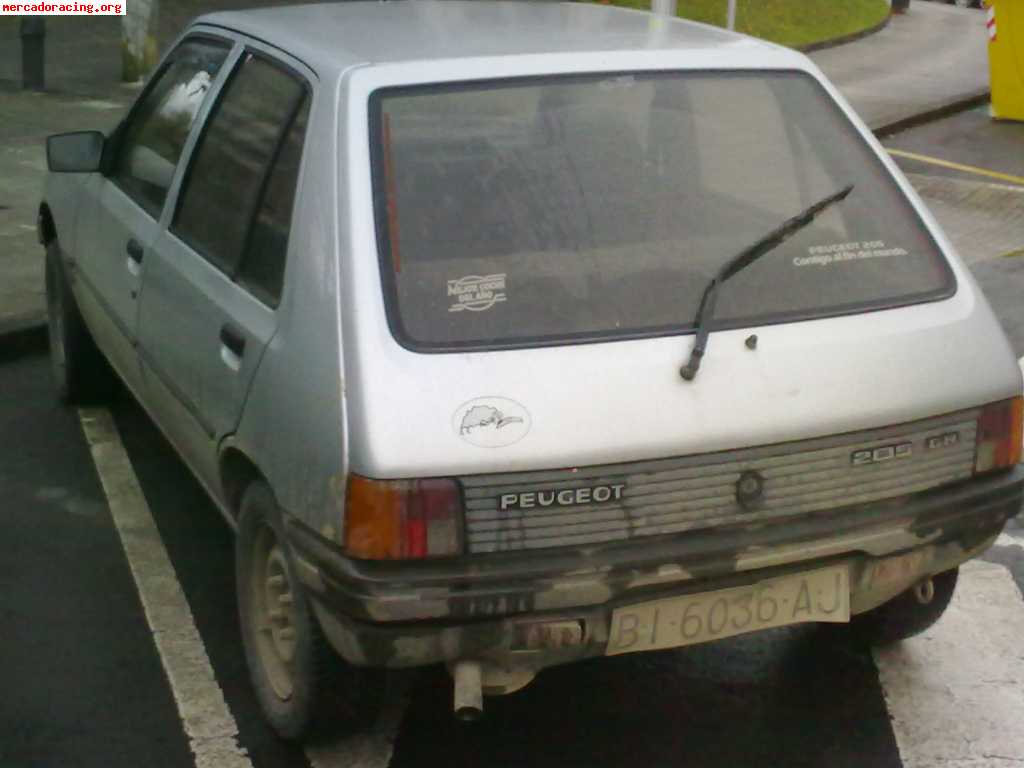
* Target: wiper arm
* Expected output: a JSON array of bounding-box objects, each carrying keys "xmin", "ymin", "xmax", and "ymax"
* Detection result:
[{"xmin": 679, "ymin": 184, "xmax": 854, "ymax": 382}]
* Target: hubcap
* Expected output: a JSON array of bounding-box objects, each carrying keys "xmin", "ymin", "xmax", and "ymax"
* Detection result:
[{"xmin": 251, "ymin": 526, "xmax": 298, "ymax": 701}]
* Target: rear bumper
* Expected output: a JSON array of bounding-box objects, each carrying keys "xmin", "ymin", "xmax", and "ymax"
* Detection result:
[{"xmin": 286, "ymin": 467, "xmax": 1024, "ymax": 668}]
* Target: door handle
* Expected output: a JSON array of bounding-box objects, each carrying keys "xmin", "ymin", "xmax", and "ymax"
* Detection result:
[
  {"xmin": 126, "ymin": 238, "xmax": 144, "ymax": 264},
  {"xmin": 219, "ymin": 324, "xmax": 246, "ymax": 358}
]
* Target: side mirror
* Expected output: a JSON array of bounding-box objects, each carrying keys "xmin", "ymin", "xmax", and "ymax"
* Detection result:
[{"xmin": 46, "ymin": 131, "xmax": 105, "ymax": 173}]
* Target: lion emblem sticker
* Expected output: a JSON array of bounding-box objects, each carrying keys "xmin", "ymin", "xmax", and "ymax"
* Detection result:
[{"xmin": 454, "ymin": 397, "xmax": 531, "ymax": 448}]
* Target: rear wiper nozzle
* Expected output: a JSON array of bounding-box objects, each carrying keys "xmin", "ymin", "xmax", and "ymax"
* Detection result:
[{"xmin": 679, "ymin": 184, "xmax": 854, "ymax": 382}]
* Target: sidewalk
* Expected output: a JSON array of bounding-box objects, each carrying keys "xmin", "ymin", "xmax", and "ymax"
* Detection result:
[
  {"xmin": 0, "ymin": 0, "xmax": 995, "ymax": 339},
  {"xmin": 810, "ymin": 1, "xmax": 990, "ymax": 132},
  {"xmin": 0, "ymin": 86, "xmax": 131, "ymax": 335}
]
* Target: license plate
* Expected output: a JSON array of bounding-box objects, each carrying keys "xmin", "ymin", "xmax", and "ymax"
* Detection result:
[{"xmin": 607, "ymin": 564, "xmax": 850, "ymax": 656}]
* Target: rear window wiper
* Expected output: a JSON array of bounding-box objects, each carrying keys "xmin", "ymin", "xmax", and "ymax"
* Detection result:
[{"xmin": 679, "ymin": 184, "xmax": 854, "ymax": 382}]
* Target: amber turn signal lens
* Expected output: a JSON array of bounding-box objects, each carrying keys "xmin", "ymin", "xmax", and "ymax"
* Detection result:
[
  {"xmin": 975, "ymin": 396, "xmax": 1023, "ymax": 474},
  {"xmin": 343, "ymin": 474, "xmax": 462, "ymax": 559}
]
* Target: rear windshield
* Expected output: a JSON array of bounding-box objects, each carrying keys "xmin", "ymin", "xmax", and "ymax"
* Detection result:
[{"xmin": 369, "ymin": 71, "xmax": 954, "ymax": 352}]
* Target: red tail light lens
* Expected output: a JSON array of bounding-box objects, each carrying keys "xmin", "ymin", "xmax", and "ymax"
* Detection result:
[
  {"xmin": 975, "ymin": 396, "xmax": 1023, "ymax": 474},
  {"xmin": 343, "ymin": 475, "xmax": 462, "ymax": 559}
]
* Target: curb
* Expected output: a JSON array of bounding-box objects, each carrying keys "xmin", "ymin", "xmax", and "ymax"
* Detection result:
[
  {"xmin": 873, "ymin": 92, "xmax": 992, "ymax": 137},
  {"xmin": 797, "ymin": 11, "xmax": 892, "ymax": 54}
]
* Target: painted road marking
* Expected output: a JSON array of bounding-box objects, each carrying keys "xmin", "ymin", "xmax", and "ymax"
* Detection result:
[
  {"xmin": 998, "ymin": 533, "xmax": 1023, "ymax": 549},
  {"xmin": 79, "ymin": 408, "xmax": 253, "ymax": 768},
  {"xmin": 81, "ymin": 406, "xmax": 409, "ymax": 768},
  {"xmin": 305, "ymin": 676, "xmax": 411, "ymax": 768},
  {"xmin": 875, "ymin": 559, "xmax": 1024, "ymax": 767},
  {"xmin": 887, "ymin": 148, "xmax": 1024, "ymax": 188}
]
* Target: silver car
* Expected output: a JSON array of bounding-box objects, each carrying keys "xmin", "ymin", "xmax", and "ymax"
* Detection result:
[{"xmin": 40, "ymin": 0, "xmax": 1024, "ymax": 740}]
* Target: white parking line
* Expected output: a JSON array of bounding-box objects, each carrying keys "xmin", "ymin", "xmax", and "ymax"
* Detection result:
[
  {"xmin": 875, "ymin": 559, "xmax": 1024, "ymax": 768},
  {"xmin": 78, "ymin": 408, "xmax": 253, "ymax": 768},
  {"xmin": 304, "ymin": 677, "xmax": 411, "ymax": 768},
  {"xmin": 81, "ymin": 406, "xmax": 409, "ymax": 768}
]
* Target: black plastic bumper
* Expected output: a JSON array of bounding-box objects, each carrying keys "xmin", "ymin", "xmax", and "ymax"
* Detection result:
[{"xmin": 286, "ymin": 466, "xmax": 1024, "ymax": 667}]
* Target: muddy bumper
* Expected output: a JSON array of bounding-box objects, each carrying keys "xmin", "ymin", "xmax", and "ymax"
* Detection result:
[{"xmin": 286, "ymin": 468, "xmax": 1024, "ymax": 669}]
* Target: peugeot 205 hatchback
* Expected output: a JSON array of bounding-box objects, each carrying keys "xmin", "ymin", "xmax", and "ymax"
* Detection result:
[{"xmin": 40, "ymin": 0, "xmax": 1024, "ymax": 740}]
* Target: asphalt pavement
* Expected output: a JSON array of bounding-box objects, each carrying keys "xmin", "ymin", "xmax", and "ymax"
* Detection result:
[
  {"xmin": 0, "ymin": 353, "xmax": 193, "ymax": 768},
  {"xmin": 887, "ymin": 107, "xmax": 1024, "ymax": 187}
]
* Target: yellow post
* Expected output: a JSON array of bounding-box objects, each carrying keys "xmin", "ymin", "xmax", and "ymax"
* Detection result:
[{"xmin": 988, "ymin": 0, "xmax": 1024, "ymax": 121}]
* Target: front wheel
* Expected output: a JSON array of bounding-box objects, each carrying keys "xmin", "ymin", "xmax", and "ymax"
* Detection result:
[
  {"xmin": 851, "ymin": 567, "xmax": 958, "ymax": 646},
  {"xmin": 236, "ymin": 480, "xmax": 380, "ymax": 741}
]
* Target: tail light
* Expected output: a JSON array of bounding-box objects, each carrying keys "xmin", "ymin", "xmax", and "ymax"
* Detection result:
[
  {"xmin": 343, "ymin": 474, "xmax": 463, "ymax": 559},
  {"xmin": 974, "ymin": 396, "xmax": 1023, "ymax": 474}
]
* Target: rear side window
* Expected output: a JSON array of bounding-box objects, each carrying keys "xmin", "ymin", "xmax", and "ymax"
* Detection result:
[
  {"xmin": 173, "ymin": 52, "xmax": 308, "ymax": 287},
  {"xmin": 113, "ymin": 37, "xmax": 230, "ymax": 217},
  {"xmin": 237, "ymin": 99, "xmax": 310, "ymax": 306}
]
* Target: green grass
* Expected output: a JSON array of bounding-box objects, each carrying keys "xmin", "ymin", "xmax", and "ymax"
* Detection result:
[{"xmin": 586, "ymin": 0, "xmax": 890, "ymax": 48}]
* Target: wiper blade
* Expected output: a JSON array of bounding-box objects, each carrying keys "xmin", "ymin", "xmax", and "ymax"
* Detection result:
[{"xmin": 679, "ymin": 184, "xmax": 854, "ymax": 382}]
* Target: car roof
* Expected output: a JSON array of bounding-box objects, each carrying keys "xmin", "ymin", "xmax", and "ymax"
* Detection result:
[{"xmin": 197, "ymin": 0, "xmax": 798, "ymax": 77}]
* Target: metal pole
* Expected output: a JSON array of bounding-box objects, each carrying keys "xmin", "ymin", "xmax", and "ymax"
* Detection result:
[
  {"xmin": 727, "ymin": 0, "xmax": 737, "ymax": 30},
  {"xmin": 19, "ymin": 17, "xmax": 45, "ymax": 91},
  {"xmin": 651, "ymin": 0, "xmax": 678, "ymax": 17}
]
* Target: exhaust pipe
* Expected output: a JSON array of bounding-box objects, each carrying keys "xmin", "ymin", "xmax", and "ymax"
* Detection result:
[
  {"xmin": 452, "ymin": 660, "xmax": 484, "ymax": 721},
  {"xmin": 913, "ymin": 577, "xmax": 936, "ymax": 605}
]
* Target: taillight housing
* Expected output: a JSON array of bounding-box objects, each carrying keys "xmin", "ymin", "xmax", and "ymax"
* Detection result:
[
  {"xmin": 343, "ymin": 474, "xmax": 463, "ymax": 559},
  {"xmin": 974, "ymin": 396, "xmax": 1023, "ymax": 474}
]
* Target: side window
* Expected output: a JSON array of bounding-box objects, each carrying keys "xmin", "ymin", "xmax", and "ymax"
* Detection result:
[
  {"xmin": 172, "ymin": 52, "xmax": 308, "ymax": 288},
  {"xmin": 236, "ymin": 99, "xmax": 309, "ymax": 306},
  {"xmin": 113, "ymin": 38, "xmax": 230, "ymax": 217}
]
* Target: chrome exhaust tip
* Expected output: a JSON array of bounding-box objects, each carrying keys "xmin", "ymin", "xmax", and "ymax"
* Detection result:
[
  {"xmin": 913, "ymin": 577, "xmax": 936, "ymax": 605},
  {"xmin": 452, "ymin": 660, "xmax": 483, "ymax": 722}
]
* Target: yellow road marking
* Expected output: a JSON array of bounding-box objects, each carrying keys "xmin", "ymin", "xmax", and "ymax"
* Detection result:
[{"xmin": 886, "ymin": 148, "xmax": 1024, "ymax": 187}]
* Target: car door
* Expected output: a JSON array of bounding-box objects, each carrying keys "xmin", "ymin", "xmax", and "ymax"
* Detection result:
[
  {"xmin": 73, "ymin": 36, "xmax": 233, "ymax": 393},
  {"xmin": 136, "ymin": 48, "xmax": 313, "ymax": 489}
]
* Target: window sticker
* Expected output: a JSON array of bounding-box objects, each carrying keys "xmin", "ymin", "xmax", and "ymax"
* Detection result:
[
  {"xmin": 793, "ymin": 241, "xmax": 909, "ymax": 267},
  {"xmin": 447, "ymin": 273, "xmax": 507, "ymax": 313}
]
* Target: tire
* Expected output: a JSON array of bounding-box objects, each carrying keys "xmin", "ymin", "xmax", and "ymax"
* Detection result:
[
  {"xmin": 45, "ymin": 241, "xmax": 117, "ymax": 404},
  {"xmin": 851, "ymin": 567, "xmax": 958, "ymax": 647},
  {"xmin": 236, "ymin": 480, "xmax": 381, "ymax": 742}
]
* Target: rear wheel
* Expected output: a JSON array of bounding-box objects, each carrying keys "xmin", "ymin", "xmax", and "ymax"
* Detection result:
[
  {"xmin": 851, "ymin": 567, "xmax": 959, "ymax": 646},
  {"xmin": 45, "ymin": 242, "xmax": 117, "ymax": 404},
  {"xmin": 236, "ymin": 480, "xmax": 380, "ymax": 741}
]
